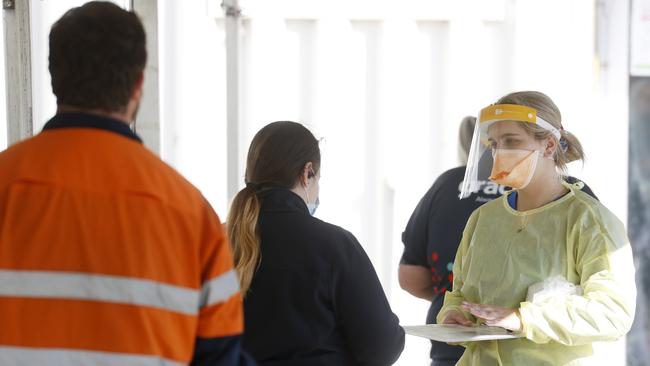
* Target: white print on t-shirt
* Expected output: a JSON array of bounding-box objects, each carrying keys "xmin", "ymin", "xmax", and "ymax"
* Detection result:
[{"xmin": 458, "ymin": 180, "xmax": 507, "ymax": 197}]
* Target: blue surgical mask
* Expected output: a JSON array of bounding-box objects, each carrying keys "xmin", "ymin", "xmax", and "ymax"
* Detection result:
[{"xmin": 307, "ymin": 197, "xmax": 320, "ymax": 216}]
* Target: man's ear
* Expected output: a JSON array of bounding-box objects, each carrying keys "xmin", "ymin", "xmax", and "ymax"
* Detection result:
[{"xmin": 132, "ymin": 71, "xmax": 144, "ymax": 101}]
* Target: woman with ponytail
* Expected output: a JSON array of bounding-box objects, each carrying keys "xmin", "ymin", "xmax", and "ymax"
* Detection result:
[{"xmin": 228, "ymin": 121, "xmax": 404, "ymax": 366}]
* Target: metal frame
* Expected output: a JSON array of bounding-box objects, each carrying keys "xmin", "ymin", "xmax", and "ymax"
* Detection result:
[
  {"xmin": 3, "ymin": 0, "xmax": 32, "ymax": 145},
  {"xmin": 223, "ymin": 0, "xmax": 242, "ymax": 202},
  {"xmin": 132, "ymin": 0, "xmax": 161, "ymax": 154}
]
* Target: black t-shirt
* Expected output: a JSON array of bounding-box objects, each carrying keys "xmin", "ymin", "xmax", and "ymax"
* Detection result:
[{"xmin": 400, "ymin": 166, "xmax": 597, "ymax": 361}]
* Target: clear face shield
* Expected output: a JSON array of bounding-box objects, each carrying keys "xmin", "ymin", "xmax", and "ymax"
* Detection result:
[{"xmin": 459, "ymin": 104, "xmax": 561, "ymax": 199}]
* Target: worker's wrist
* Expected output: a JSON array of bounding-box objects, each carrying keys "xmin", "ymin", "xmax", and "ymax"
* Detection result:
[{"xmin": 514, "ymin": 309, "xmax": 523, "ymax": 332}]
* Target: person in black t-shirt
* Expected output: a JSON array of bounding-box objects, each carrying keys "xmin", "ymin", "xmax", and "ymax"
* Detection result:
[{"xmin": 398, "ymin": 116, "xmax": 596, "ymax": 366}]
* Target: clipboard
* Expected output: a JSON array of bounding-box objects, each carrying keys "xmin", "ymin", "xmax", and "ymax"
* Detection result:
[{"xmin": 402, "ymin": 324, "xmax": 524, "ymax": 343}]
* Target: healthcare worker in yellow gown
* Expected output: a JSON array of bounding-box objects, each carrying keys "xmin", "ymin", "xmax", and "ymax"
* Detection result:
[{"xmin": 438, "ymin": 91, "xmax": 636, "ymax": 365}]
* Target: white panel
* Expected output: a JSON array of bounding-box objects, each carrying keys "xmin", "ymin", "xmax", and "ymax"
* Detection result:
[
  {"xmin": 416, "ymin": 21, "xmax": 450, "ymax": 181},
  {"xmin": 158, "ymin": 0, "xmax": 228, "ymax": 214},
  {"xmin": 2, "ymin": 0, "xmax": 30, "ymax": 146},
  {"xmin": 481, "ymin": 0, "xmax": 516, "ymax": 101},
  {"xmin": 310, "ymin": 18, "xmax": 367, "ymax": 240},
  {"xmin": 0, "ymin": 4, "xmax": 6, "ymax": 150},
  {"xmin": 630, "ymin": 0, "xmax": 650, "ymax": 76},
  {"xmin": 351, "ymin": 20, "xmax": 382, "ymax": 278},
  {"xmin": 242, "ymin": 17, "xmax": 300, "ymax": 138},
  {"xmin": 286, "ymin": 19, "xmax": 317, "ymax": 125},
  {"xmin": 133, "ymin": 0, "xmax": 161, "ymax": 154},
  {"xmin": 390, "ymin": 20, "xmax": 450, "ymax": 366},
  {"xmin": 239, "ymin": 0, "xmax": 506, "ymax": 21},
  {"xmin": 224, "ymin": 0, "xmax": 242, "ymax": 203}
]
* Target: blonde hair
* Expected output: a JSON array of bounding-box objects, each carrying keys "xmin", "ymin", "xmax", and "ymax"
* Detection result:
[
  {"xmin": 226, "ymin": 188, "xmax": 261, "ymax": 296},
  {"xmin": 227, "ymin": 121, "xmax": 320, "ymax": 295},
  {"xmin": 496, "ymin": 91, "xmax": 585, "ymax": 173},
  {"xmin": 458, "ymin": 116, "xmax": 476, "ymax": 164}
]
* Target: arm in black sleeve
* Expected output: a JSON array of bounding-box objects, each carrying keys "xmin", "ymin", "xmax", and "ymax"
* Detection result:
[
  {"xmin": 332, "ymin": 231, "xmax": 405, "ymax": 366},
  {"xmin": 401, "ymin": 178, "xmax": 444, "ymax": 267},
  {"xmin": 191, "ymin": 336, "xmax": 257, "ymax": 366}
]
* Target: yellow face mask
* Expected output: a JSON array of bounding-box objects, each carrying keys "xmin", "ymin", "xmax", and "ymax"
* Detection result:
[{"xmin": 489, "ymin": 149, "xmax": 539, "ymax": 189}]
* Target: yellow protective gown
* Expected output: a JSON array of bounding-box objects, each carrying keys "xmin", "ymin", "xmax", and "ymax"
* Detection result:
[{"xmin": 437, "ymin": 182, "xmax": 636, "ymax": 366}]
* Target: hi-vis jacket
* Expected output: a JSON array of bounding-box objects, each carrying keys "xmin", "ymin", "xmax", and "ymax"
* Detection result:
[{"xmin": 0, "ymin": 113, "xmax": 253, "ymax": 366}]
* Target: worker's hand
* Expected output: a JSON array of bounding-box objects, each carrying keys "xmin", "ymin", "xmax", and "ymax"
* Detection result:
[
  {"xmin": 460, "ymin": 301, "xmax": 522, "ymax": 332},
  {"xmin": 441, "ymin": 309, "xmax": 473, "ymax": 326}
]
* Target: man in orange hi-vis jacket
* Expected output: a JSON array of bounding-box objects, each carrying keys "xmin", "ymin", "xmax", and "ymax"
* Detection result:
[{"xmin": 0, "ymin": 2, "xmax": 254, "ymax": 365}]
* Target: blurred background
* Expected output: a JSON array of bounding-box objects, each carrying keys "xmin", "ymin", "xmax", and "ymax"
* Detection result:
[{"xmin": 2, "ymin": 0, "xmax": 648, "ymax": 364}]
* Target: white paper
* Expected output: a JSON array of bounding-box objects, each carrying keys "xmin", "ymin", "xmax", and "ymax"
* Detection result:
[{"xmin": 402, "ymin": 324, "xmax": 523, "ymax": 343}]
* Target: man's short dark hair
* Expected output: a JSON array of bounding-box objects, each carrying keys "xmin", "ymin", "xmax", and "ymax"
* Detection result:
[{"xmin": 49, "ymin": 1, "xmax": 147, "ymax": 112}]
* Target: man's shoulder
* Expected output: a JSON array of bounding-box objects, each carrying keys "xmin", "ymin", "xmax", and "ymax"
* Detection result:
[
  {"xmin": 0, "ymin": 130, "xmax": 208, "ymax": 214},
  {"xmin": 437, "ymin": 166, "xmax": 467, "ymax": 183},
  {"xmin": 108, "ymin": 138, "xmax": 209, "ymax": 214}
]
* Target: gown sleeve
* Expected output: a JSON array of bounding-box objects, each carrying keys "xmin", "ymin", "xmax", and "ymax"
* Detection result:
[{"xmin": 518, "ymin": 208, "xmax": 636, "ymax": 345}]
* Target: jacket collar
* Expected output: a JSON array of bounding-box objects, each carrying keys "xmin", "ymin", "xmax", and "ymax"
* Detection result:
[
  {"xmin": 259, "ymin": 188, "xmax": 309, "ymax": 215},
  {"xmin": 42, "ymin": 112, "xmax": 142, "ymax": 143}
]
